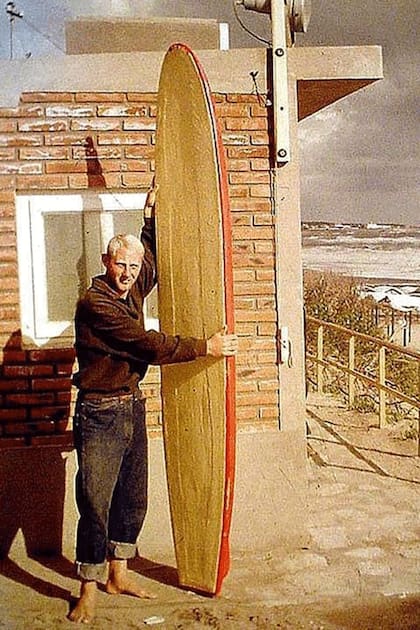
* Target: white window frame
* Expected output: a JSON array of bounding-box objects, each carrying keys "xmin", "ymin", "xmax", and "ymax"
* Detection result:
[{"xmin": 16, "ymin": 192, "xmax": 159, "ymax": 348}]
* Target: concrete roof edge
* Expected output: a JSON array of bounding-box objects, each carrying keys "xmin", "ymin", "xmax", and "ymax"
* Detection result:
[{"xmin": 0, "ymin": 45, "xmax": 383, "ymax": 108}]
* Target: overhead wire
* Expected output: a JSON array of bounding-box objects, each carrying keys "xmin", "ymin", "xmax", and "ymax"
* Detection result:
[
  {"xmin": 21, "ymin": 14, "xmax": 65, "ymax": 54},
  {"xmin": 232, "ymin": 0, "xmax": 271, "ymax": 46}
]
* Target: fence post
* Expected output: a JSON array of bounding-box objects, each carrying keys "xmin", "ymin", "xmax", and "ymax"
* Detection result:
[
  {"xmin": 418, "ymin": 360, "xmax": 420, "ymax": 458},
  {"xmin": 378, "ymin": 345, "xmax": 386, "ymax": 428},
  {"xmin": 348, "ymin": 335, "xmax": 355, "ymax": 409},
  {"xmin": 317, "ymin": 325, "xmax": 324, "ymax": 394}
]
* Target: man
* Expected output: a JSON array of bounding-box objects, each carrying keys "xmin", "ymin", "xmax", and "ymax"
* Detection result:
[{"xmin": 69, "ymin": 183, "xmax": 238, "ymax": 623}]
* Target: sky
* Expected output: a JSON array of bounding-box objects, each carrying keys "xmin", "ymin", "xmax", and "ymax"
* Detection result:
[{"xmin": 0, "ymin": 0, "xmax": 418, "ymax": 225}]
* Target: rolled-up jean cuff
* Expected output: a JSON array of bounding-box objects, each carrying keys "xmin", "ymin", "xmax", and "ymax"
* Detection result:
[
  {"xmin": 108, "ymin": 540, "xmax": 137, "ymax": 560},
  {"xmin": 77, "ymin": 561, "xmax": 108, "ymax": 584}
]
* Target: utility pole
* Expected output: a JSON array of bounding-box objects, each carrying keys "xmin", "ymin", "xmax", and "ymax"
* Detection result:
[{"xmin": 5, "ymin": 1, "xmax": 23, "ymax": 60}]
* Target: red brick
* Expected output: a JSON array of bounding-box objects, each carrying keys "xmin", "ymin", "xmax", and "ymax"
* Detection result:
[
  {"xmin": 0, "ymin": 120, "xmax": 17, "ymax": 132},
  {"xmin": 0, "ymin": 437, "xmax": 26, "ymax": 448},
  {"xmin": 250, "ymin": 184, "xmax": 271, "ymax": 197},
  {"xmin": 56, "ymin": 418, "xmax": 72, "ymax": 433},
  {"xmin": 72, "ymin": 145, "xmax": 122, "ymax": 160},
  {"xmin": 98, "ymin": 105, "xmax": 149, "ymax": 118},
  {"xmin": 67, "ymin": 174, "xmax": 89, "ymax": 188},
  {"xmin": 16, "ymin": 174, "xmax": 68, "ymax": 190},
  {"xmin": 122, "ymin": 173, "xmax": 152, "ymax": 188},
  {"xmin": 229, "ymin": 171, "xmax": 270, "ymax": 185},
  {"xmin": 5, "ymin": 393, "xmax": 55, "ymax": 406},
  {"xmin": 236, "ymin": 406, "xmax": 258, "ymax": 422},
  {"xmin": 28, "ymin": 348, "xmax": 75, "ymax": 363},
  {"xmin": 254, "ymin": 214, "xmax": 274, "ymax": 226},
  {"xmin": 0, "ymin": 190, "xmax": 15, "ymax": 203},
  {"xmin": 31, "ymin": 434, "xmax": 73, "ymax": 448},
  {"xmin": 29, "ymin": 406, "xmax": 69, "ymax": 420},
  {"xmin": 250, "ymin": 131, "xmax": 269, "ymax": 146},
  {"xmin": 18, "ymin": 120, "xmax": 68, "ymax": 133},
  {"xmin": 44, "ymin": 134, "xmax": 87, "ymax": 147},
  {"xmin": 226, "ymin": 95, "xmax": 259, "ymax": 104},
  {"xmin": 45, "ymin": 160, "xmax": 86, "ymax": 174},
  {"xmin": 71, "ymin": 119, "xmax": 120, "ymax": 132},
  {"xmin": 20, "ymin": 92, "xmax": 74, "ymax": 103},
  {"xmin": 236, "ymin": 380, "xmax": 258, "ymax": 393},
  {"xmin": 0, "ymin": 135, "xmax": 42, "ymax": 147},
  {"xmin": 0, "ymin": 349, "xmax": 27, "ymax": 363},
  {"xmin": 0, "ymin": 105, "xmax": 44, "ymax": 118},
  {"xmin": 233, "ymin": 226, "xmax": 273, "ymax": 241},
  {"xmin": 76, "ymin": 92, "xmax": 125, "ymax": 103},
  {"xmin": 98, "ymin": 132, "xmax": 150, "ymax": 146},
  {"xmin": 257, "ymin": 323, "xmax": 277, "ymax": 336},
  {"xmin": 0, "ymin": 408, "xmax": 27, "ymax": 422},
  {"xmin": 126, "ymin": 93, "xmax": 157, "ymax": 103},
  {"xmin": 0, "ymin": 162, "xmax": 42, "ymax": 175},
  {"xmin": 125, "ymin": 146, "xmax": 155, "ymax": 159},
  {"xmin": 118, "ymin": 160, "xmax": 148, "ymax": 172},
  {"xmin": 0, "ymin": 175, "xmax": 15, "ymax": 188},
  {"xmin": 0, "ymin": 378, "xmax": 29, "ymax": 392},
  {"xmin": 225, "ymin": 117, "xmax": 267, "ymax": 131},
  {"xmin": 56, "ymin": 391, "xmax": 72, "ymax": 405},
  {"xmin": 236, "ymin": 309, "xmax": 276, "ymax": 322},
  {"xmin": 229, "ymin": 185, "xmax": 249, "ymax": 198},
  {"xmin": 227, "ymin": 159, "xmax": 250, "ymax": 172},
  {"xmin": 123, "ymin": 119, "xmax": 156, "ymax": 131},
  {"xmin": 0, "ymin": 306, "xmax": 19, "ymax": 320},
  {"xmin": 3, "ymin": 364, "xmax": 54, "ymax": 377},
  {"xmin": 55, "ymin": 363, "xmax": 75, "ymax": 377},
  {"xmin": 0, "ymin": 289, "xmax": 18, "ymax": 303},
  {"xmin": 45, "ymin": 105, "xmax": 95, "ymax": 117},
  {"xmin": 3, "ymin": 422, "xmax": 31, "ymax": 435},
  {"xmin": 235, "ymin": 296, "xmax": 257, "ymax": 310},
  {"xmin": 236, "ymin": 323, "xmax": 257, "ymax": 336},
  {"xmin": 227, "ymin": 147, "xmax": 269, "ymax": 159},
  {"xmin": 32, "ymin": 377, "xmax": 72, "ymax": 392},
  {"xmin": 250, "ymin": 103, "xmax": 269, "ymax": 117},
  {"xmin": 251, "ymin": 158, "xmax": 271, "ymax": 171},
  {"xmin": 259, "ymin": 407, "xmax": 280, "ymax": 420},
  {"xmin": 230, "ymin": 199, "xmax": 271, "ymax": 213},
  {"xmin": 216, "ymin": 103, "xmax": 250, "ymax": 118},
  {"xmin": 221, "ymin": 132, "xmax": 249, "ymax": 146},
  {"xmin": 19, "ymin": 147, "xmax": 69, "ymax": 160},
  {"xmin": 1, "ymin": 276, "xmax": 18, "ymax": 295}
]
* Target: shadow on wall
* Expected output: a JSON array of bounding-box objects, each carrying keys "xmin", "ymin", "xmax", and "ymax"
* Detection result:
[
  {"xmin": 0, "ymin": 447, "xmax": 66, "ymax": 558},
  {"xmin": 0, "ymin": 329, "xmax": 76, "ymax": 597},
  {"xmin": 0, "ymin": 330, "xmax": 75, "ymax": 560}
]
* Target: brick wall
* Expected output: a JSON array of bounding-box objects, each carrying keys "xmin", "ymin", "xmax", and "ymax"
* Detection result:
[{"xmin": 0, "ymin": 91, "xmax": 279, "ymax": 447}]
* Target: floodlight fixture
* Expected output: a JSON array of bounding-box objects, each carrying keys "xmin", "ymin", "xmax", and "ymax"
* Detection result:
[{"xmin": 237, "ymin": 0, "xmax": 311, "ymax": 34}]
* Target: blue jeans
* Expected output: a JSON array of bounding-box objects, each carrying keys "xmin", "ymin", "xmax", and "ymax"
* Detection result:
[{"xmin": 73, "ymin": 392, "xmax": 148, "ymax": 583}]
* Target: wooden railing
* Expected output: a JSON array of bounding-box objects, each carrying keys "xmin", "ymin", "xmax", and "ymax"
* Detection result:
[{"xmin": 305, "ymin": 316, "xmax": 420, "ymax": 456}]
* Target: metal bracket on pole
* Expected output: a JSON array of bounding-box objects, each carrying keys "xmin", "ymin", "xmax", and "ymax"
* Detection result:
[{"xmin": 271, "ymin": 0, "xmax": 290, "ymax": 164}]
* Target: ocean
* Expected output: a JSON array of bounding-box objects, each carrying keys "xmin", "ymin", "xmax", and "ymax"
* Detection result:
[
  {"xmin": 301, "ymin": 222, "xmax": 420, "ymax": 315},
  {"xmin": 302, "ymin": 223, "xmax": 420, "ymax": 283}
]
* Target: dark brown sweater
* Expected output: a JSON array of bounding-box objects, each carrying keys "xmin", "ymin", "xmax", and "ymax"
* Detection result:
[{"xmin": 73, "ymin": 218, "xmax": 207, "ymax": 395}]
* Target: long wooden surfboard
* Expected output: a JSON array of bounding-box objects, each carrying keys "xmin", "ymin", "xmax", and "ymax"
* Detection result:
[{"xmin": 155, "ymin": 43, "xmax": 236, "ymax": 595}]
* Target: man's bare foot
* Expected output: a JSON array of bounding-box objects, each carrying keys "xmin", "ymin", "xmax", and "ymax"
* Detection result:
[
  {"xmin": 106, "ymin": 559, "xmax": 156, "ymax": 599},
  {"xmin": 68, "ymin": 580, "xmax": 97, "ymax": 624}
]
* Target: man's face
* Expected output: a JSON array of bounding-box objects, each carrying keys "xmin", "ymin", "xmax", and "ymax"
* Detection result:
[{"xmin": 102, "ymin": 246, "xmax": 144, "ymax": 298}]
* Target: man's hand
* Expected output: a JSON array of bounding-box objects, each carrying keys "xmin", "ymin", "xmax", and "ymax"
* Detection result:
[
  {"xmin": 207, "ymin": 328, "xmax": 238, "ymax": 358},
  {"xmin": 144, "ymin": 178, "xmax": 158, "ymax": 218}
]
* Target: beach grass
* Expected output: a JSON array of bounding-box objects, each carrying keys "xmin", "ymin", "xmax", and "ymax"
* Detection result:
[{"xmin": 303, "ymin": 271, "xmax": 419, "ymax": 438}]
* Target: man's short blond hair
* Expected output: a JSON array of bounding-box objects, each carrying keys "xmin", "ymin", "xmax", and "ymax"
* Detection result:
[{"xmin": 106, "ymin": 234, "xmax": 144, "ymax": 257}]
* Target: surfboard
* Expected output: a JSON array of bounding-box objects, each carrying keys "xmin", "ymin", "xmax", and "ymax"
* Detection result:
[{"xmin": 154, "ymin": 43, "xmax": 236, "ymax": 596}]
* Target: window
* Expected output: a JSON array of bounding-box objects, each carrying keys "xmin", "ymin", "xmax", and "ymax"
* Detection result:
[{"xmin": 16, "ymin": 192, "xmax": 158, "ymax": 348}]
